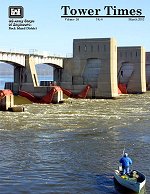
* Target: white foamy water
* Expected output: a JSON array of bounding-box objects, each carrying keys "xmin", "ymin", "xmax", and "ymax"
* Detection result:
[{"xmin": 0, "ymin": 93, "xmax": 150, "ymax": 193}]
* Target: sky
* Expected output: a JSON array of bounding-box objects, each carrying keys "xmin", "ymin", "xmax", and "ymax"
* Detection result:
[{"xmin": 0, "ymin": 0, "xmax": 149, "ymax": 56}]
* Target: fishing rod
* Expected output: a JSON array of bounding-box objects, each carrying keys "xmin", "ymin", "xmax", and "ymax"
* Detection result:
[{"xmin": 122, "ymin": 146, "xmax": 125, "ymax": 156}]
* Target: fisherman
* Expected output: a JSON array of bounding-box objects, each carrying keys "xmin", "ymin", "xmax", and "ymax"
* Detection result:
[{"xmin": 119, "ymin": 153, "xmax": 132, "ymax": 175}]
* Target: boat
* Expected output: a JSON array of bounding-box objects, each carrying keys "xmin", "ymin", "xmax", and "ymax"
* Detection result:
[{"xmin": 114, "ymin": 169, "xmax": 146, "ymax": 193}]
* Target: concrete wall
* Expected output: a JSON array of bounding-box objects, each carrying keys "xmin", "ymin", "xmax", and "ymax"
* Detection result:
[
  {"xmin": 13, "ymin": 56, "xmax": 39, "ymax": 94},
  {"xmin": 0, "ymin": 95, "xmax": 14, "ymax": 111},
  {"xmin": 96, "ymin": 38, "xmax": 118, "ymax": 98},
  {"xmin": 61, "ymin": 38, "xmax": 119, "ymax": 98},
  {"xmin": 118, "ymin": 47, "xmax": 146, "ymax": 93},
  {"xmin": 146, "ymin": 52, "xmax": 150, "ymax": 89}
]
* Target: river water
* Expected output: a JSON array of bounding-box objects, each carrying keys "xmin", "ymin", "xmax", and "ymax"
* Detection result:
[{"xmin": 0, "ymin": 93, "xmax": 150, "ymax": 194}]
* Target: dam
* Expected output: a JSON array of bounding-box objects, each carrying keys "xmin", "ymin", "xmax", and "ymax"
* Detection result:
[{"xmin": 0, "ymin": 37, "xmax": 149, "ymax": 103}]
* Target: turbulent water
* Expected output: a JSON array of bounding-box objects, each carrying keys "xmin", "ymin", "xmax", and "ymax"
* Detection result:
[{"xmin": 0, "ymin": 93, "xmax": 150, "ymax": 194}]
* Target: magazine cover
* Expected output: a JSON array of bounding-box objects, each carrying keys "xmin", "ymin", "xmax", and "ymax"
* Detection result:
[{"xmin": 0, "ymin": 0, "xmax": 149, "ymax": 193}]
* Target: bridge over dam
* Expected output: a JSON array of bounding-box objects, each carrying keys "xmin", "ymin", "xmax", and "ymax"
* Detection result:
[
  {"xmin": 0, "ymin": 37, "xmax": 148, "ymax": 101},
  {"xmin": 0, "ymin": 51, "xmax": 64, "ymax": 100}
]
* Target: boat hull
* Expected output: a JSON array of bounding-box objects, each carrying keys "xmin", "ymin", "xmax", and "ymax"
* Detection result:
[{"xmin": 114, "ymin": 170, "xmax": 146, "ymax": 193}]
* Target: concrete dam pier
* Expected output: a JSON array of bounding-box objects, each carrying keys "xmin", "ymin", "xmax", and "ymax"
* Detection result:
[
  {"xmin": 60, "ymin": 38, "xmax": 118, "ymax": 98},
  {"xmin": 0, "ymin": 37, "xmax": 148, "ymax": 102},
  {"xmin": 59, "ymin": 38, "xmax": 146, "ymax": 98}
]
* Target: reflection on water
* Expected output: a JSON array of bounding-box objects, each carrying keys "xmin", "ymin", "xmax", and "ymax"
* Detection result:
[{"xmin": 0, "ymin": 93, "xmax": 150, "ymax": 193}]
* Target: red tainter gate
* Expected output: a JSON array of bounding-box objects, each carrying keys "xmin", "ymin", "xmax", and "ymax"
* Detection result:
[{"xmin": 19, "ymin": 85, "xmax": 91, "ymax": 104}]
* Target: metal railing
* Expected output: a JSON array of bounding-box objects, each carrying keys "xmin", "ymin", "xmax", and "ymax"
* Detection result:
[{"xmin": 0, "ymin": 48, "xmax": 72, "ymax": 58}]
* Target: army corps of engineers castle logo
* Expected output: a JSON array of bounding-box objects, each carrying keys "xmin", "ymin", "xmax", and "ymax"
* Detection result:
[
  {"xmin": 9, "ymin": 6, "xmax": 24, "ymax": 18},
  {"xmin": 8, "ymin": 6, "xmax": 38, "ymax": 30}
]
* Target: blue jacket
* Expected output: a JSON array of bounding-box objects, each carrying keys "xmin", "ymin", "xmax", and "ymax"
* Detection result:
[{"xmin": 119, "ymin": 156, "xmax": 132, "ymax": 167}]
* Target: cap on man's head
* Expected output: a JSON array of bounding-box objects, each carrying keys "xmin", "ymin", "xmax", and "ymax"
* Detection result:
[{"xmin": 124, "ymin": 153, "xmax": 128, "ymax": 157}]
